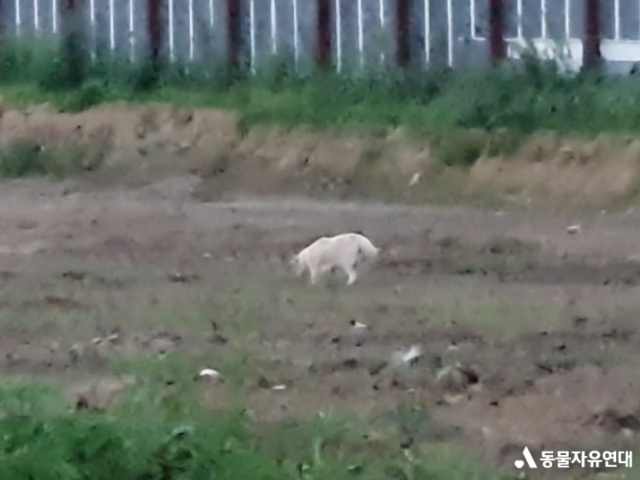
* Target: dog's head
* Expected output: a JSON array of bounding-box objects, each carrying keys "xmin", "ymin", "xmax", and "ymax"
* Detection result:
[{"xmin": 289, "ymin": 253, "xmax": 305, "ymax": 277}]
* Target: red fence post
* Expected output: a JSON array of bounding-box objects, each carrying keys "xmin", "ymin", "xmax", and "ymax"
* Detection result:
[
  {"xmin": 316, "ymin": 0, "xmax": 331, "ymax": 68},
  {"xmin": 227, "ymin": 0, "xmax": 242, "ymax": 69},
  {"xmin": 488, "ymin": 0, "xmax": 505, "ymax": 65},
  {"xmin": 60, "ymin": 0, "xmax": 77, "ymax": 30},
  {"xmin": 396, "ymin": 0, "xmax": 410, "ymax": 66},
  {"xmin": 59, "ymin": 0, "xmax": 86, "ymax": 86},
  {"xmin": 146, "ymin": 0, "xmax": 163, "ymax": 66},
  {"xmin": 583, "ymin": 0, "xmax": 602, "ymax": 71}
]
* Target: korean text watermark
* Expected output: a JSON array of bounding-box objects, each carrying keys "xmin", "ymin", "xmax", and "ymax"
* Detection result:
[{"xmin": 515, "ymin": 447, "xmax": 632, "ymax": 469}]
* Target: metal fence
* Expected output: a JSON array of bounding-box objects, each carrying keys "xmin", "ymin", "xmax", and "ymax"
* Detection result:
[{"xmin": 0, "ymin": 0, "xmax": 637, "ymax": 74}]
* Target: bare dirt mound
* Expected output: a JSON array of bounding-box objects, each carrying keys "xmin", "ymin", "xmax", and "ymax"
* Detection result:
[{"xmin": 1, "ymin": 103, "xmax": 640, "ymax": 207}]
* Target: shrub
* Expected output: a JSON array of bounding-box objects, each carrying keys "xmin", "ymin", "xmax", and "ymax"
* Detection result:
[
  {"xmin": 1, "ymin": 38, "xmax": 640, "ymax": 145},
  {"xmin": 0, "ymin": 380, "xmax": 510, "ymax": 480},
  {"xmin": 0, "ymin": 140, "xmax": 105, "ymax": 178}
]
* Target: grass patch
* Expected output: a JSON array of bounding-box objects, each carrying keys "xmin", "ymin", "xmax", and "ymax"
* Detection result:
[
  {"xmin": 0, "ymin": 38, "xmax": 639, "ymax": 146},
  {"xmin": 0, "ymin": 140, "xmax": 106, "ymax": 178},
  {"xmin": 0, "ymin": 379, "xmax": 514, "ymax": 480}
]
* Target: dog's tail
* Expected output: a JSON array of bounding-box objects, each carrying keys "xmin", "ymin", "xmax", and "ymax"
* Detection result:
[{"xmin": 357, "ymin": 237, "xmax": 380, "ymax": 259}]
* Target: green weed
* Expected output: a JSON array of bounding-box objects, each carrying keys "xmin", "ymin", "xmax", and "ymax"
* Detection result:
[
  {"xmin": 0, "ymin": 140, "xmax": 104, "ymax": 178},
  {"xmin": 0, "ymin": 38, "xmax": 639, "ymax": 158},
  {"xmin": 0, "ymin": 380, "xmax": 513, "ymax": 480}
]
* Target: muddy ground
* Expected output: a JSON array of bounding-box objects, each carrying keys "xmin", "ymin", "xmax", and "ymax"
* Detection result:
[{"xmin": 0, "ymin": 105, "xmax": 640, "ymax": 477}]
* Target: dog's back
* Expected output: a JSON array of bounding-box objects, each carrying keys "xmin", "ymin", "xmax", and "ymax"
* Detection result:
[{"xmin": 331, "ymin": 233, "xmax": 379, "ymax": 259}]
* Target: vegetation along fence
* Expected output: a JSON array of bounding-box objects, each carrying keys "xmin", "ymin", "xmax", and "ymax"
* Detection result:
[{"xmin": 0, "ymin": 0, "xmax": 638, "ymax": 74}]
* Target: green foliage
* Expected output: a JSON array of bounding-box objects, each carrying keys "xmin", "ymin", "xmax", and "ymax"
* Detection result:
[
  {"xmin": 0, "ymin": 380, "xmax": 513, "ymax": 480},
  {"xmin": 1, "ymin": 37, "xmax": 640, "ymax": 169},
  {"xmin": 0, "ymin": 140, "xmax": 104, "ymax": 178}
]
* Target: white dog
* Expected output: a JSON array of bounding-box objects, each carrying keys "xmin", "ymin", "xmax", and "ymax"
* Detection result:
[{"xmin": 291, "ymin": 233, "xmax": 380, "ymax": 285}]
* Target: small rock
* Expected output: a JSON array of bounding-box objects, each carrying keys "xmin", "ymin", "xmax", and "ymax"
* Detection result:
[
  {"xmin": 409, "ymin": 173, "xmax": 420, "ymax": 187},
  {"xmin": 68, "ymin": 344, "xmax": 83, "ymax": 365},
  {"xmin": 61, "ymin": 270, "xmax": 87, "ymax": 281},
  {"xmin": 17, "ymin": 220, "xmax": 38, "ymax": 230},
  {"xmin": 167, "ymin": 272, "xmax": 200, "ymax": 283},
  {"xmin": 198, "ymin": 368, "xmax": 222, "ymax": 381},
  {"xmin": 272, "ymin": 384, "xmax": 287, "ymax": 391},
  {"xmin": 441, "ymin": 393, "xmax": 466, "ymax": 405},
  {"xmin": 350, "ymin": 319, "xmax": 368, "ymax": 330},
  {"xmin": 107, "ymin": 332, "xmax": 121, "ymax": 344},
  {"xmin": 368, "ymin": 361, "xmax": 388, "ymax": 376},
  {"xmin": 567, "ymin": 225, "xmax": 581, "ymax": 235},
  {"xmin": 196, "ymin": 369, "xmax": 225, "ymax": 387},
  {"xmin": 392, "ymin": 345, "xmax": 422, "ymax": 366},
  {"xmin": 436, "ymin": 363, "xmax": 480, "ymax": 394},
  {"xmin": 257, "ymin": 376, "xmax": 272, "ymax": 389},
  {"xmin": 209, "ymin": 334, "xmax": 228, "ymax": 345}
]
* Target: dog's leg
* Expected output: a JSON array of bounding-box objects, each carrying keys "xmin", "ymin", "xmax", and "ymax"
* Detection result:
[
  {"xmin": 344, "ymin": 264, "xmax": 358, "ymax": 286},
  {"xmin": 309, "ymin": 265, "xmax": 321, "ymax": 285}
]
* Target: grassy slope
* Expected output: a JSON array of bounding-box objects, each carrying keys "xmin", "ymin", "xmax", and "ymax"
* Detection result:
[{"xmin": 2, "ymin": 41, "xmax": 640, "ymax": 137}]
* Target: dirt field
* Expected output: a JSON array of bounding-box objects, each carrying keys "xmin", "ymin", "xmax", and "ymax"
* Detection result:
[
  {"xmin": 1, "ymin": 105, "xmax": 640, "ymax": 477},
  {"xmin": 0, "ymin": 172, "xmax": 639, "ymax": 475}
]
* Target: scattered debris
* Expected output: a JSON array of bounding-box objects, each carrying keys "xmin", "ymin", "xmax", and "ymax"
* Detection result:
[
  {"xmin": 436, "ymin": 363, "xmax": 480, "ymax": 395},
  {"xmin": 197, "ymin": 368, "xmax": 224, "ymax": 385},
  {"xmin": 392, "ymin": 345, "xmax": 423, "ymax": 366},
  {"xmin": 409, "ymin": 173, "xmax": 420, "ymax": 187},
  {"xmin": 106, "ymin": 331, "xmax": 121, "ymax": 344},
  {"xmin": 167, "ymin": 272, "xmax": 200, "ymax": 283},
  {"xmin": 567, "ymin": 224, "xmax": 581, "ymax": 235},
  {"xmin": 68, "ymin": 344, "xmax": 83, "ymax": 365},
  {"xmin": 17, "ymin": 220, "xmax": 38, "ymax": 230},
  {"xmin": 198, "ymin": 368, "xmax": 221, "ymax": 379},
  {"xmin": 441, "ymin": 393, "xmax": 467, "ymax": 406},
  {"xmin": 368, "ymin": 361, "xmax": 388, "ymax": 376},
  {"xmin": 43, "ymin": 295, "xmax": 87, "ymax": 310},
  {"xmin": 349, "ymin": 319, "xmax": 368, "ymax": 330},
  {"xmin": 209, "ymin": 334, "xmax": 228, "ymax": 345},
  {"xmin": 272, "ymin": 384, "xmax": 287, "ymax": 391},
  {"xmin": 335, "ymin": 358, "xmax": 359, "ymax": 371},
  {"xmin": 257, "ymin": 376, "xmax": 272, "ymax": 389},
  {"xmin": 61, "ymin": 270, "xmax": 87, "ymax": 281}
]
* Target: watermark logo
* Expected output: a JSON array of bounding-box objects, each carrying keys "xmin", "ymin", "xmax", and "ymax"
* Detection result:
[
  {"xmin": 514, "ymin": 447, "xmax": 538, "ymax": 469},
  {"xmin": 514, "ymin": 448, "xmax": 632, "ymax": 469}
]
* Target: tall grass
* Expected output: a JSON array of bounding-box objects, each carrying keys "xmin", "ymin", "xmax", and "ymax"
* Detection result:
[
  {"xmin": 0, "ymin": 380, "xmax": 509, "ymax": 480},
  {"xmin": 1, "ymin": 36, "xmax": 640, "ymax": 136}
]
